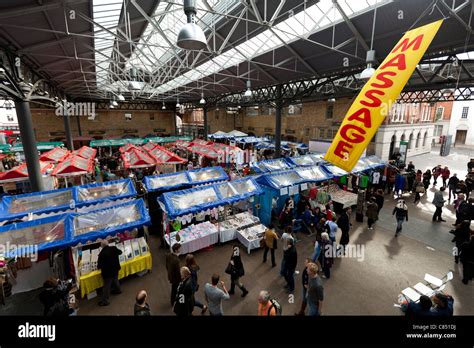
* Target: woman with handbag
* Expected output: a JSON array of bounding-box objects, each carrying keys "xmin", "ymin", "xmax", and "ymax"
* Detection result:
[
  {"xmin": 185, "ymin": 254, "xmax": 208, "ymax": 315},
  {"xmin": 414, "ymin": 180, "xmax": 425, "ymax": 203},
  {"xmin": 225, "ymin": 246, "xmax": 249, "ymax": 297}
]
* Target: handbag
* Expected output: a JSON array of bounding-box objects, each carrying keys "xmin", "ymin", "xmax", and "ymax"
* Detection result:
[{"xmin": 224, "ymin": 262, "xmax": 233, "ymax": 275}]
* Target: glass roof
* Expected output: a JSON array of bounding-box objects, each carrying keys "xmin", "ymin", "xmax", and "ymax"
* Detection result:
[{"xmin": 93, "ymin": 0, "xmax": 390, "ymax": 99}]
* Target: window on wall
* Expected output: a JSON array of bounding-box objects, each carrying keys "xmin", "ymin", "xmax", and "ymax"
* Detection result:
[
  {"xmin": 149, "ymin": 113, "xmax": 155, "ymax": 121},
  {"xmin": 435, "ymin": 107, "xmax": 444, "ymax": 121},
  {"xmin": 305, "ymin": 127, "xmax": 311, "ymax": 136},
  {"xmin": 246, "ymin": 107, "xmax": 259, "ymax": 116},
  {"xmin": 461, "ymin": 106, "xmax": 469, "ymax": 119},
  {"xmin": 408, "ymin": 133, "xmax": 414, "ymax": 149},
  {"xmin": 416, "ymin": 133, "xmax": 421, "ymax": 148},
  {"xmin": 423, "ymin": 132, "xmax": 427, "ymax": 147},
  {"xmin": 325, "ymin": 104, "xmax": 334, "ymax": 119},
  {"xmin": 319, "ymin": 128, "xmax": 325, "ymax": 139}
]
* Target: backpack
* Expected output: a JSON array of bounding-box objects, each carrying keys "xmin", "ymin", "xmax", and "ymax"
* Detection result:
[{"xmin": 268, "ymin": 298, "xmax": 282, "ymax": 316}]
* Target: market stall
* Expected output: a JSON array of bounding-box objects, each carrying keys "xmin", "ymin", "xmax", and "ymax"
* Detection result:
[
  {"xmin": 251, "ymin": 158, "xmax": 293, "ymax": 173},
  {"xmin": 51, "ymin": 155, "xmax": 94, "ymax": 179},
  {"xmin": 256, "ymin": 168, "xmax": 333, "ymax": 225},
  {"xmin": 145, "ymin": 144, "xmax": 187, "ymax": 173},
  {"xmin": 0, "ymin": 161, "xmax": 53, "ymax": 184},
  {"xmin": 286, "ymin": 154, "xmax": 325, "ymax": 167},
  {"xmin": 72, "ymin": 146, "xmax": 97, "ymax": 160},
  {"xmin": 0, "ymin": 178, "xmax": 137, "ymax": 222},
  {"xmin": 159, "ymin": 178, "xmax": 264, "ymax": 253},
  {"xmin": 121, "ymin": 148, "xmax": 156, "ymax": 169},
  {"xmin": 39, "ymin": 147, "xmax": 70, "ymax": 163}
]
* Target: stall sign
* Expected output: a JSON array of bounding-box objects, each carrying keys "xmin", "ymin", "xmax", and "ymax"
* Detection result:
[{"xmin": 324, "ymin": 20, "xmax": 443, "ymax": 171}]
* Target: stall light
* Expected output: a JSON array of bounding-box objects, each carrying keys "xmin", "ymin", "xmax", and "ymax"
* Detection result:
[
  {"xmin": 360, "ymin": 50, "xmax": 376, "ymax": 80},
  {"xmin": 243, "ymin": 80, "xmax": 252, "ymax": 97},
  {"xmin": 162, "ymin": 101, "xmax": 166, "ymax": 110},
  {"xmin": 176, "ymin": 99, "xmax": 181, "ymax": 108},
  {"xmin": 199, "ymin": 92, "xmax": 205, "ymax": 105}
]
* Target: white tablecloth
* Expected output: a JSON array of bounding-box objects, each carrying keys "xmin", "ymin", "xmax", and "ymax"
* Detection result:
[
  {"xmin": 236, "ymin": 224, "xmax": 267, "ymax": 254},
  {"xmin": 217, "ymin": 212, "xmax": 260, "ymax": 243},
  {"xmin": 219, "ymin": 227, "xmax": 237, "ymax": 243},
  {"xmin": 164, "ymin": 222, "xmax": 219, "ymax": 254}
]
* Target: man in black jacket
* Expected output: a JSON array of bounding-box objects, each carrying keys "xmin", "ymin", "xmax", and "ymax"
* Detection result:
[
  {"xmin": 97, "ymin": 239, "xmax": 122, "ymax": 306},
  {"xmin": 173, "ymin": 266, "xmax": 194, "ymax": 316},
  {"xmin": 460, "ymin": 235, "xmax": 474, "ymax": 285},
  {"xmin": 134, "ymin": 290, "xmax": 151, "ymax": 316},
  {"xmin": 165, "ymin": 243, "xmax": 182, "ymax": 306},
  {"xmin": 283, "ymin": 238, "xmax": 297, "ymax": 294},
  {"xmin": 447, "ymin": 173, "xmax": 459, "ymax": 201},
  {"xmin": 337, "ymin": 207, "xmax": 352, "ymax": 253}
]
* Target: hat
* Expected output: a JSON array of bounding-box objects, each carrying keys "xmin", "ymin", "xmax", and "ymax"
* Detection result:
[{"xmin": 321, "ymin": 232, "xmax": 330, "ymax": 241}]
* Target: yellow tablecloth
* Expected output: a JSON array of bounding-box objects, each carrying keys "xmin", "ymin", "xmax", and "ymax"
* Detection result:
[{"xmin": 79, "ymin": 252, "xmax": 152, "ymax": 298}]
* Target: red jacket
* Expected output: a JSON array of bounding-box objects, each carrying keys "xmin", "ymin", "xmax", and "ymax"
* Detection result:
[{"xmin": 441, "ymin": 169, "xmax": 450, "ymax": 179}]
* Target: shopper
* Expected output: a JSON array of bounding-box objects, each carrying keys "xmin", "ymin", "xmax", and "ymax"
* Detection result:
[
  {"xmin": 165, "ymin": 243, "xmax": 182, "ymax": 306},
  {"xmin": 39, "ymin": 278, "xmax": 71, "ymax": 316},
  {"xmin": 185, "ymin": 254, "xmax": 208, "ymax": 315},
  {"xmin": 465, "ymin": 174, "xmax": 473, "ymax": 199},
  {"xmin": 226, "ymin": 246, "xmax": 249, "ymax": 297},
  {"xmin": 257, "ymin": 290, "xmax": 277, "ymax": 316},
  {"xmin": 295, "ymin": 258, "xmax": 311, "ymax": 316},
  {"xmin": 302, "ymin": 205, "xmax": 316, "ymax": 234},
  {"xmin": 280, "ymin": 226, "xmax": 294, "ymax": 277},
  {"xmin": 325, "ymin": 216, "xmax": 338, "ymax": 243},
  {"xmin": 283, "ymin": 238, "xmax": 297, "ymax": 294},
  {"xmin": 432, "ymin": 165, "xmax": 442, "ymax": 186},
  {"xmin": 414, "ymin": 180, "xmax": 425, "ymax": 203},
  {"xmin": 468, "ymin": 158, "xmax": 474, "ymax": 173},
  {"xmin": 173, "ymin": 266, "xmax": 194, "ymax": 316},
  {"xmin": 407, "ymin": 161, "xmax": 415, "ymax": 172},
  {"xmin": 97, "ymin": 239, "xmax": 122, "ymax": 306},
  {"xmin": 405, "ymin": 295, "xmax": 433, "ymax": 318},
  {"xmin": 203, "ymin": 274, "xmax": 229, "ymax": 316},
  {"xmin": 366, "ymin": 196, "xmax": 379, "ymax": 230},
  {"xmin": 337, "ymin": 207, "xmax": 352, "ymax": 253},
  {"xmin": 432, "ymin": 186, "xmax": 446, "ymax": 222},
  {"xmin": 319, "ymin": 232, "xmax": 334, "ymax": 279},
  {"xmin": 441, "ymin": 166, "xmax": 450, "ymax": 188},
  {"xmin": 375, "ymin": 189, "xmax": 385, "ymax": 214},
  {"xmin": 262, "ymin": 224, "xmax": 279, "ymax": 267},
  {"xmin": 311, "ymin": 235, "xmax": 322, "ymax": 263},
  {"xmin": 306, "ymin": 262, "xmax": 324, "ymax": 316},
  {"xmin": 422, "ymin": 169, "xmax": 432, "ymax": 191},
  {"xmin": 430, "ymin": 293, "xmax": 454, "ymax": 316},
  {"xmin": 134, "ymin": 290, "xmax": 151, "ymax": 316},
  {"xmin": 452, "ymin": 221, "xmax": 472, "ymax": 264},
  {"xmin": 455, "ymin": 194, "xmax": 471, "ymax": 225},
  {"xmin": 460, "ymin": 234, "xmax": 474, "ymax": 285},
  {"xmin": 393, "ymin": 199, "xmax": 408, "ymax": 237}
]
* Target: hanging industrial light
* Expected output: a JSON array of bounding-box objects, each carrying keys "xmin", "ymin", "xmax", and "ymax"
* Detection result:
[
  {"xmin": 199, "ymin": 92, "xmax": 205, "ymax": 105},
  {"xmin": 117, "ymin": 88, "xmax": 125, "ymax": 101},
  {"xmin": 328, "ymin": 96, "xmax": 336, "ymax": 103},
  {"xmin": 176, "ymin": 99, "xmax": 181, "ymax": 108},
  {"xmin": 177, "ymin": 0, "xmax": 207, "ymax": 50},
  {"xmin": 162, "ymin": 101, "xmax": 166, "ymax": 110},
  {"xmin": 360, "ymin": 50, "xmax": 376, "ymax": 80},
  {"xmin": 244, "ymin": 80, "xmax": 252, "ymax": 97},
  {"xmin": 128, "ymin": 67, "xmax": 143, "ymax": 91}
]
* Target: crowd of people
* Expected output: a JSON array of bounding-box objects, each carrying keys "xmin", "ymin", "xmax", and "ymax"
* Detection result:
[{"xmin": 36, "ymin": 156, "xmax": 474, "ymax": 317}]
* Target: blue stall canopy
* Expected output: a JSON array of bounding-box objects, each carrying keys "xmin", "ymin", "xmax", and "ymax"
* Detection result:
[
  {"xmin": 286, "ymin": 154, "xmax": 325, "ymax": 167},
  {"xmin": 235, "ymin": 136, "xmax": 268, "ymax": 144},
  {"xmin": 0, "ymin": 179, "xmax": 137, "ymax": 222},
  {"xmin": 256, "ymin": 170, "xmax": 303, "ymax": 190},
  {"xmin": 69, "ymin": 199, "xmax": 150, "ymax": 245},
  {"xmin": 251, "ymin": 158, "xmax": 293, "ymax": 173},
  {"xmin": 321, "ymin": 164, "xmax": 349, "ymax": 177},
  {"xmin": 281, "ymin": 141, "xmax": 309, "ymax": 150},
  {"xmin": 322, "ymin": 156, "xmax": 386, "ymax": 176},
  {"xmin": 0, "ymin": 187, "xmax": 76, "ymax": 222},
  {"xmin": 295, "ymin": 166, "xmax": 333, "ymax": 183},
  {"xmin": 0, "ymin": 213, "xmax": 71, "ymax": 257},
  {"xmin": 160, "ymin": 178, "xmax": 262, "ymax": 219},
  {"xmin": 143, "ymin": 166, "xmax": 228, "ymax": 192},
  {"xmin": 361, "ymin": 155, "xmax": 386, "ymax": 169},
  {"xmin": 75, "ymin": 179, "xmax": 137, "ymax": 205},
  {"xmin": 144, "ymin": 171, "xmax": 190, "ymax": 192}
]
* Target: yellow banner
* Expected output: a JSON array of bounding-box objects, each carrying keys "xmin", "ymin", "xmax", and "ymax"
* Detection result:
[{"xmin": 324, "ymin": 20, "xmax": 443, "ymax": 172}]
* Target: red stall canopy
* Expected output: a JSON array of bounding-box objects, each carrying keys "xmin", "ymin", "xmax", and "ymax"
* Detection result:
[
  {"xmin": 148, "ymin": 144, "xmax": 187, "ymax": 165},
  {"xmin": 0, "ymin": 161, "xmax": 53, "ymax": 183},
  {"xmin": 52, "ymin": 155, "xmax": 93, "ymax": 177},
  {"xmin": 142, "ymin": 142, "xmax": 157, "ymax": 152},
  {"xmin": 119, "ymin": 144, "xmax": 141, "ymax": 154},
  {"xmin": 39, "ymin": 147, "xmax": 70, "ymax": 163},
  {"xmin": 72, "ymin": 146, "xmax": 97, "ymax": 159},
  {"xmin": 121, "ymin": 148, "xmax": 156, "ymax": 169}
]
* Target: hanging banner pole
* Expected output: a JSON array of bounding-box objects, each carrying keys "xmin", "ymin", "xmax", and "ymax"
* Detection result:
[{"xmin": 324, "ymin": 20, "xmax": 443, "ymax": 172}]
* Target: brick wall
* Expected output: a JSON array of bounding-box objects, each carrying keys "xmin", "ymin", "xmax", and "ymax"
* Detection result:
[{"xmin": 30, "ymin": 108, "xmax": 175, "ymax": 141}]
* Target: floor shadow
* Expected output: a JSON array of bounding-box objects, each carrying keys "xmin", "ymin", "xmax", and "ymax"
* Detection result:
[{"xmin": 384, "ymin": 235, "xmax": 403, "ymax": 259}]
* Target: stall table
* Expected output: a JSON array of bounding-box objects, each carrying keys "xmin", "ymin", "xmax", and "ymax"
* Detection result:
[
  {"xmin": 236, "ymin": 224, "xmax": 267, "ymax": 254},
  {"xmin": 79, "ymin": 252, "xmax": 152, "ymax": 298},
  {"xmin": 327, "ymin": 185, "xmax": 358, "ymax": 208},
  {"xmin": 164, "ymin": 221, "xmax": 219, "ymax": 254},
  {"xmin": 217, "ymin": 212, "xmax": 260, "ymax": 243}
]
